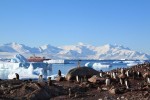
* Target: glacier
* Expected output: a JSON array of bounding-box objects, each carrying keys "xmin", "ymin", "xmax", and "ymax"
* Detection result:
[{"xmin": 0, "ymin": 54, "xmax": 52, "ymax": 79}]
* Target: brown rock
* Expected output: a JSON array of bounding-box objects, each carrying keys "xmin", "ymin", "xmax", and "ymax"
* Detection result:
[
  {"xmin": 88, "ymin": 75, "xmax": 97, "ymax": 83},
  {"xmin": 56, "ymin": 76, "xmax": 64, "ymax": 81},
  {"xmin": 26, "ymin": 89, "xmax": 50, "ymax": 100},
  {"xmin": 109, "ymin": 88, "xmax": 117, "ymax": 94}
]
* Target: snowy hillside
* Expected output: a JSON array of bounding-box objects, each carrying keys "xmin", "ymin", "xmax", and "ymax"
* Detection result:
[{"xmin": 0, "ymin": 42, "xmax": 149, "ymax": 60}]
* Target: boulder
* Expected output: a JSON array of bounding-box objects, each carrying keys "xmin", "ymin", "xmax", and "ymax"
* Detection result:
[
  {"xmin": 109, "ymin": 88, "xmax": 117, "ymax": 94},
  {"xmin": 56, "ymin": 76, "xmax": 65, "ymax": 81},
  {"xmin": 66, "ymin": 67, "xmax": 99, "ymax": 81}
]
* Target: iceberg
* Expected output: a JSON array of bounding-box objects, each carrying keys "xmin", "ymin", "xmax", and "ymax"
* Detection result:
[
  {"xmin": 113, "ymin": 61, "xmax": 123, "ymax": 64},
  {"xmin": 124, "ymin": 60, "xmax": 145, "ymax": 67},
  {"xmin": 123, "ymin": 61, "xmax": 136, "ymax": 64},
  {"xmin": 127, "ymin": 62, "xmax": 138, "ymax": 67},
  {"xmin": 43, "ymin": 59, "xmax": 70, "ymax": 64},
  {"xmin": 10, "ymin": 54, "xmax": 28, "ymax": 63},
  {"xmin": 85, "ymin": 62, "xmax": 111, "ymax": 70},
  {"xmin": 0, "ymin": 54, "xmax": 52, "ymax": 79}
]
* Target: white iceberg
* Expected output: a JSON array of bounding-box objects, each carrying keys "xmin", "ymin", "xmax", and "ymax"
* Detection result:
[
  {"xmin": 127, "ymin": 62, "xmax": 138, "ymax": 67},
  {"xmin": 85, "ymin": 62, "xmax": 111, "ymax": 70},
  {"xmin": 125, "ymin": 60, "xmax": 145, "ymax": 67},
  {"xmin": 113, "ymin": 61, "xmax": 123, "ymax": 63},
  {"xmin": 43, "ymin": 59, "xmax": 70, "ymax": 64},
  {"xmin": 0, "ymin": 54, "xmax": 52, "ymax": 79},
  {"xmin": 10, "ymin": 54, "xmax": 28, "ymax": 63}
]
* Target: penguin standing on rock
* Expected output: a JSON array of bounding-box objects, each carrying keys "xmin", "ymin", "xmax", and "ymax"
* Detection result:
[
  {"xmin": 58, "ymin": 70, "xmax": 61, "ymax": 77},
  {"xmin": 132, "ymin": 70, "xmax": 137, "ymax": 79},
  {"xmin": 38, "ymin": 75, "xmax": 43, "ymax": 83},
  {"xmin": 112, "ymin": 72, "xmax": 117, "ymax": 79},
  {"xmin": 124, "ymin": 78, "xmax": 130, "ymax": 89},
  {"xmin": 147, "ymin": 77, "xmax": 150, "ymax": 84},
  {"xmin": 105, "ymin": 77, "xmax": 110, "ymax": 86},
  {"xmin": 118, "ymin": 71, "xmax": 127, "ymax": 85},
  {"xmin": 137, "ymin": 71, "xmax": 142, "ymax": 78},
  {"xmin": 15, "ymin": 73, "xmax": 19, "ymax": 80},
  {"xmin": 99, "ymin": 70, "xmax": 103, "ymax": 77},
  {"xmin": 48, "ymin": 77, "xmax": 52, "ymax": 86},
  {"xmin": 68, "ymin": 88, "xmax": 71, "ymax": 98},
  {"xmin": 125, "ymin": 70, "xmax": 130, "ymax": 77}
]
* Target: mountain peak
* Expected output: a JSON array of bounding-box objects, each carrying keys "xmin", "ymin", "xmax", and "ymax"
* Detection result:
[
  {"xmin": 5, "ymin": 42, "xmax": 19, "ymax": 46},
  {"xmin": 102, "ymin": 44, "xmax": 130, "ymax": 50},
  {"xmin": 0, "ymin": 42, "xmax": 149, "ymax": 60},
  {"xmin": 78, "ymin": 42, "xmax": 84, "ymax": 46}
]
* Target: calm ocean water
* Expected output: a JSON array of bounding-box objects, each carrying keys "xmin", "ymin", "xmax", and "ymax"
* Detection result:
[
  {"xmin": 1, "ymin": 60, "xmax": 147, "ymax": 79},
  {"xmin": 51, "ymin": 60, "xmax": 129, "ymax": 75}
]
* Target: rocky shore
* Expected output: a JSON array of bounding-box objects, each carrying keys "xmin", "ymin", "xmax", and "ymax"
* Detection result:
[{"xmin": 0, "ymin": 63, "xmax": 150, "ymax": 100}]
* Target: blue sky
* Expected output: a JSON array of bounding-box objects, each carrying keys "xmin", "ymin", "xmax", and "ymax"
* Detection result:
[{"xmin": 0, "ymin": 0, "xmax": 150, "ymax": 54}]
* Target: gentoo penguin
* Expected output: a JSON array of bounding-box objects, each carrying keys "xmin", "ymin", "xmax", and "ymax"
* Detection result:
[
  {"xmin": 68, "ymin": 88, "xmax": 71, "ymax": 98},
  {"xmin": 125, "ymin": 70, "xmax": 130, "ymax": 77},
  {"xmin": 99, "ymin": 70, "xmax": 103, "ymax": 77},
  {"xmin": 48, "ymin": 77, "xmax": 52, "ymax": 86},
  {"xmin": 38, "ymin": 75, "xmax": 43, "ymax": 83},
  {"xmin": 147, "ymin": 77, "xmax": 150, "ymax": 84},
  {"xmin": 121, "ymin": 68, "xmax": 125, "ymax": 74},
  {"xmin": 58, "ymin": 70, "xmax": 61, "ymax": 77},
  {"xmin": 76, "ymin": 75, "xmax": 79, "ymax": 82},
  {"xmin": 137, "ymin": 71, "xmax": 142, "ymax": 78},
  {"xmin": 105, "ymin": 77, "xmax": 110, "ymax": 86},
  {"xmin": 15, "ymin": 73, "xmax": 19, "ymax": 80},
  {"xmin": 119, "ymin": 78, "xmax": 123, "ymax": 85},
  {"xmin": 112, "ymin": 72, "xmax": 117, "ymax": 79},
  {"xmin": 124, "ymin": 78, "xmax": 130, "ymax": 89},
  {"xmin": 118, "ymin": 73, "xmax": 126, "ymax": 85}
]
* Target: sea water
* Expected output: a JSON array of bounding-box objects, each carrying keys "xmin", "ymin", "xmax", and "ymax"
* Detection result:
[
  {"xmin": 0, "ymin": 60, "xmax": 146, "ymax": 79},
  {"xmin": 51, "ymin": 60, "xmax": 129, "ymax": 75}
]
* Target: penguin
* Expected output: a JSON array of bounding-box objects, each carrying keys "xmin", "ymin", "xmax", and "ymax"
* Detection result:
[
  {"xmin": 38, "ymin": 75, "xmax": 43, "ymax": 83},
  {"xmin": 48, "ymin": 77, "xmax": 52, "ymax": 86},
  {"xmin": 126, "ymin": 70, "xmax": 130, "ymax": 77},
  {"xmin": 124, "ymin": 78, "xmax": 129, "ymax": 89},
  {"xmin": 121, "ymin": 68, "xmax": 125, "ymax": 74},
  {"xmin": 58, "ymin": 70, "xmax": 61, "ymax": 77},
  {"xmin": 15, "ymin": 73, "xmax": 19, "ymax": 80},
  {"xmin": 105, "ymin": 77, "xmax": 110, "ymax": 86},
  {"xmin": 110, "ymin": 72, "xmax": 113, "ymax": 78},
  {"xmin": 147, "ymin": 77, "xmax": 150, "ymax": 84},
  {"xmin": 68, "ymin": 88, "xmax": 71, "ymax": 98},
  {"xmin": 132, "ymin": 70, "xmax": 137, "ymax": 79},
  {"xmin": 118, "ymin": 72, "xmax": 126, "ymax": 85},
  {"xmin": 113, "ymin": 72, "xmax": 116, "ymax": 79},
  {"xmin": 119, "ymin": 78, "xmax": 123, "ymax": 85},
  {"xmin": 76, "ymin": 75, "xmax": 79, "ymax": 82},
  {"xmin": 100, "ymin": 72, "xmax": 103, "ymax": 77},
  {"xmin": 137, "ymin": 71, "xmax": 142, "ymax": 78},
  {"xmin": 99, "ymin": 70, "xmax": 103, "ymax": 77}
]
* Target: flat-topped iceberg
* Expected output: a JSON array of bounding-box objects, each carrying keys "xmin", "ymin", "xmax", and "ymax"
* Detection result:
[{"xmin": 43, "ymin": 59, "xmax": 70, "ymax": 64}]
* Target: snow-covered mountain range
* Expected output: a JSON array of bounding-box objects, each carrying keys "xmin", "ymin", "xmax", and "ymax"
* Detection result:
[{"xmin": 0, "ymin": 42, "xmax": 149, "ymax": 60}]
